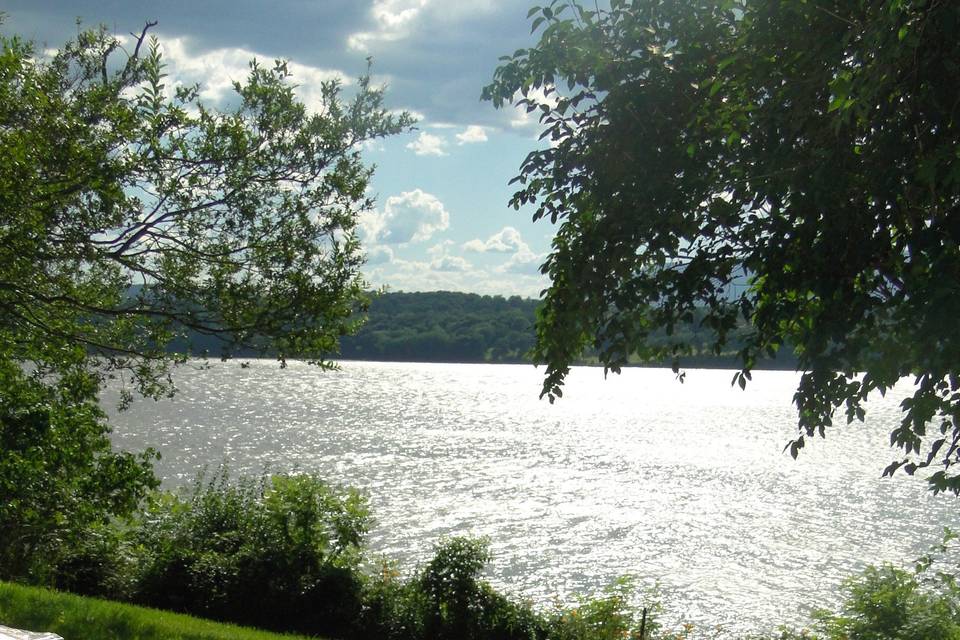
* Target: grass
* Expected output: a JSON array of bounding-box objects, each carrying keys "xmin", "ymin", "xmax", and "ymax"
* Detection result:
[{"xmin": 0, "ymin": 582, "xmax": 324, "ymax": 640}]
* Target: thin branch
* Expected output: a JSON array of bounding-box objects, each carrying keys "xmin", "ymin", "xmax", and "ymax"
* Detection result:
[{"xmin": 131, "ymin": 20, "xmax": 158, "ymax": 61}]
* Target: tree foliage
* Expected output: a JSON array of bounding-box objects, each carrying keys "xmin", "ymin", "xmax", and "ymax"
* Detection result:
[
  {"xmin": 0, "ymin": 22, "xmax": 413, "ymax": 398},
  {"xmin": 484, "ymin": 0, "xmax": 960, "ymax": 491},
  {"xmin": 0, "ymin": 358, "xmax": 157, "ymax": 582},
  {"xmin": 0, "ymin": 19, "xmax": 410, "ymax": 583},
  {"xmin": 339, "ymin": 291, "xmax": 540, "ymax": 363},
  {"xmin": 131, "ymin": 470, "xmax": 369, "ymax": 637}
]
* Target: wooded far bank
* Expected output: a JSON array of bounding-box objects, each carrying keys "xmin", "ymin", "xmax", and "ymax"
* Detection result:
[{"xmin": 176, "ymin": 290, "xmax": 796, "ymax": 369}]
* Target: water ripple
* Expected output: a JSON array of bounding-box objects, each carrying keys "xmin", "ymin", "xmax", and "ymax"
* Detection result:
[{"xmin": 105, "ymin": 360, "xmax": 956, "ymax": 636}]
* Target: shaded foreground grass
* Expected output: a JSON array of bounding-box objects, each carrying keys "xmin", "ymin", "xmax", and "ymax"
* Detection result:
[{"xmin": 0, "ymin": 582, "xmax": 321, "ymax": 640}]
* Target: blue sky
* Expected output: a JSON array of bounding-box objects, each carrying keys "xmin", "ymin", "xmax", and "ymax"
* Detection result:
[{"xmin": 3, "ymin": 0, "xmax": 556, "ymax": 297}]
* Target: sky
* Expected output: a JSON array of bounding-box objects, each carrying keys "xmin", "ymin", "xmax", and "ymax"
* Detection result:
[{"xmin": 3, "ymin": 0, "xmax": 557, "ymax": 298}]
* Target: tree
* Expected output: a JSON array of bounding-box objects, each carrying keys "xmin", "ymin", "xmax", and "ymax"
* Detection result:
[
  {"xmin": 0, "ymin": 358, "xmax": 158, "ymax": 583},
  {"xmin": 0, "ymin": 21, "xmax": 413, "ymax": 399},
  {"xmin": 484, "ymin": 0, "xmax": 960, "ymax": 491},
  {"xmin": 0, "ymin": 20, "xmax": 411, "ymax": 581}
]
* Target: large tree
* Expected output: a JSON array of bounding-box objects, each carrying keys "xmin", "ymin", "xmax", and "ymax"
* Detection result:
[
  {"xmin": 0, "ymin": 22, "xmax": 413, "ymax": 399},
  {"xmin": 484, "ymin": 0, "xmax": 960, "ymax": 492},
  {"xmin": 0, "ymin": 21, "xmax": 411, "ymax": 579}
]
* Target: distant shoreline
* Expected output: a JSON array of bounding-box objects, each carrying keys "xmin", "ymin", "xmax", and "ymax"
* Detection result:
[{"xmin": 195, "ymin": 353, "xmax": 799, "ymax": 372}]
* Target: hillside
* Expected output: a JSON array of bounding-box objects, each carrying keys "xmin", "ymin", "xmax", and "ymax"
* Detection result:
[
  {"xmin": 339, "ymin": 291, "xmax": 539, "ymax": 363},
  {"xmin": 170, "ymin": 289, "xmax": 795, "ymax": 368}
]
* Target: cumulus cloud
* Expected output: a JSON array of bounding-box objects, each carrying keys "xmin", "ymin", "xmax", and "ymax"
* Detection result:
[
  {"xmin": 360, "ymin": 227, "xmax": 548, "ymax": 296},
  {"xmin": 460, "ymin": 226, "xmax": 545, "ymax": 275},
  {"xmin": 364, "ymin": 245, "xmax": 395, "ymax": 265},
  {"xmin": 348, "ymin": 0, "xmax": 430, "ymax": 52},
  {"xmin": 462, "ymin": 226, "xmax": 526, "ymax": 253},
  {"xmin": 461, "ymin": 227, "xmax": 545, "ymax": 274},
  {"xmin": 156, "ymin": 37, "xmax": 349, "ymax": 110},
  {"xmin": 361, "ymin": 189, "xmax": 450, "ymax": 244},
  {"xmin": 431, "ymin": 255, "xmax": 472, "ymax": 272},
  {"xmin": 406, "ymin": 131, "xmax": 449, "ymax": 156},
  {"xmin": 426, "ymin": 240, "xmax": 454, "ymax": 256},
  {"xmin": 8, "ymin": 0, "xmax": 542, "ymax": 132},
  {"xmin": 455, "ymin": 125, "xmax": 488, "ymax": 144},
  {"xmin": 423, "ymin": 241, "xmax": 471, "ymax": 271},
  {"xmin": 497, "ymin": 246, "xmax": 544, "ymax": 275},
  {"xmin": 364, "ymin": 258, "xmax": 547, "ymax": 297}
]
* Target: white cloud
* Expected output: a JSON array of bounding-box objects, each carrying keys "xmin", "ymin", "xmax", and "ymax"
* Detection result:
[
  {"xmin": 462, "ymin": 227, "xmax": 544, "ymax": 274},
  {"xmin": 156, "ymin": 37, "xmax": 349, "ymax": 110},
  {"xmin": 497, "ymin": 246, "xmax": 544, "ymax": 275},
  {"xmin": 364, "ymin": 258, "xmax": 547, "ymax": 297},
  {"xmin": 462, "ymin": 226, "xmax": 526, "ymax": 254},
  {"xmin": 348, "ymin": 0, "xmax": 430, "ymax": 52},
  {"xmin": 455, "ymin": 125, "xmax": 488, "ymax": 144},
  {"xmin": 424, "ymin": 241, "xmax": 470, "ymax": 271},
  {"xmin": 431, "ymin": 255, "xmax": 472, "ymax": 272},
  {"xmin": 361, "ymin": 228, "xmax": 547, "ymax": 296},
  {"xmin": 361, "ymin": 188, "xmax": 450, "ymax": 244},
  {"xmin": 406, "ymin": 131, "xmax": 448, "ymax": 156},
  {"xmin": 458, "ymin": 225, "xmax": 546, "ymax": 276},
  {"xmin": 427, "ymin": 240, "xmax": 455, "ymax": 257},
  {"xmin": 399, "ymin": 109, "xmax": 426, "ymax": 123},
  {"xmin": 365, "ymin": 245, "xmax": 395, "ymax": 265}
]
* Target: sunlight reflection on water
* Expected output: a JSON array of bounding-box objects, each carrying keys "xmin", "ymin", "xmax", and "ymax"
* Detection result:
[{"xmin": 105, "ymin": 360, "xmax": 955, "ymax": 636}]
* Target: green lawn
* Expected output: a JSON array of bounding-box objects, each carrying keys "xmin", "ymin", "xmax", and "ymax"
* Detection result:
[{"xmin": 0, "ymin": 582, "xmax": 324, "ymax": 640}]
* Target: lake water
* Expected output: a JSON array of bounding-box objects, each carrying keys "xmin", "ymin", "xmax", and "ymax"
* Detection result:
[{"xmin": 106, "ymin": 360, "xmax": 956, "ymax": 636}]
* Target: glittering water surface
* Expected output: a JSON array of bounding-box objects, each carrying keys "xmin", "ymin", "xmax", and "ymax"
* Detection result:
[{"xmin": 106, "ymin": 360, "xmax": 955, "ymax": 635}]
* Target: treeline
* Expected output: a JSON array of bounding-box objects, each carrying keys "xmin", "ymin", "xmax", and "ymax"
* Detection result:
[
  {"xmin": 174, "ymin": 290, "xmax": 795, "ymax": 369},
  {"xmin": 339, "ymin": 291, "xmax": 796, "ymax": 369},
  {"xmin": 339, "ymin": 291, "xmax": 539, "ymax": 363}
]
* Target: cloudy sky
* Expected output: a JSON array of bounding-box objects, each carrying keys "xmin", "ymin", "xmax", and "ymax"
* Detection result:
[{"xmin": 3, "ymin": 0, "xmax": 556, "ymax": 297}]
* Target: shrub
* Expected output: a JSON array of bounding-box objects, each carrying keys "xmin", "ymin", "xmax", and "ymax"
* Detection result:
[
  {"xmin": 357, "ymin": 537, "xmax": 543, "ymax": 640},
  {"xmin": 0, "ymin": 359, "xmax": 157, "ymax": 584},
  {"xmin": 768, "ymin": 532, "xmax": 960, "ymax": 640},
  {"xmin": 357, "ymin": 559, "xmax": 432, "ymax": 640},
  {"xmin": 544, "ymin": 578, "xmax": 659, "ymax": 640},
  {"xmin": 131, "ymin": 468, "xmax": 369, "ymax": 638},
  {"xmin": 48, "ymin": 522, "xmax": 134, "ymax": 600},
  {"xmin": 812, "ymin": 563, "xmax": 960, "ymax": 640}
]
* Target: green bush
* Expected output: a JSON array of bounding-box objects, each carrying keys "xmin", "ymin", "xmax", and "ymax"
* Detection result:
[
  {"xmin": 357, "ymin": 537, "xmax": 543, "ymax": 640},
  {"xmin": 765, "ymin": 533, "xmax": 960, "ymax": 640},
  {"xmin": 419, "ymin": 537, "xmax": 543, "ymax": 640},
  {"xmin": 543, "ymin": 578, "xmax": 659, "ymax": 640},
  {"xmin": 48, "ymin": 522, "xmax": 134, "ymax": 600},
  {"xmin": 131, "ymin": 469, "xmax": 369, "ymax": 638},
  {"xmin": 0, "ymin": 359, "xmax": 157, "ymax": 584},
  {"xmin": 812, "ymin": 563, "xmax": 960, "ymax": 640},
  {"xmin": 357, "ymin": 559, "xmax": 432, "ymax": 640}
]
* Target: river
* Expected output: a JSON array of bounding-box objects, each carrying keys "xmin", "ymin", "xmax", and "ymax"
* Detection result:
[{"xmin": 105, "ymin": 359, "xmax": 956, "ymax": 636}]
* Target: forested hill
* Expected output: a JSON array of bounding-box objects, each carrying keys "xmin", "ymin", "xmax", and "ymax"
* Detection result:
[
  {"xmin": 338, "ymin": 291, "xmax": 796, "ymax": 368},
  {"xmin": 338, "ymin": 291, "xmax": 539, "ymax": 363},
  {"xmin": 170, "ymin": 289, "xmax": 794, "ymax": 368}
]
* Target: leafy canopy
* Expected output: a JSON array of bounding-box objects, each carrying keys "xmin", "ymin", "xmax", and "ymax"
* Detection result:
[
  {"xmin": 0, "ymin": 358, "xmax": 158, "ymax": 583},
  {"xmin": 0, "ymin": 19, "xmax": 410, "ymax": 584},
  {"xmin": 0, "ymin": 22, "xmax": 413, "ymax": 399},
  {"xmin": 484, "ymin": 0, "xmax": 960, "ymax": 491}
]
